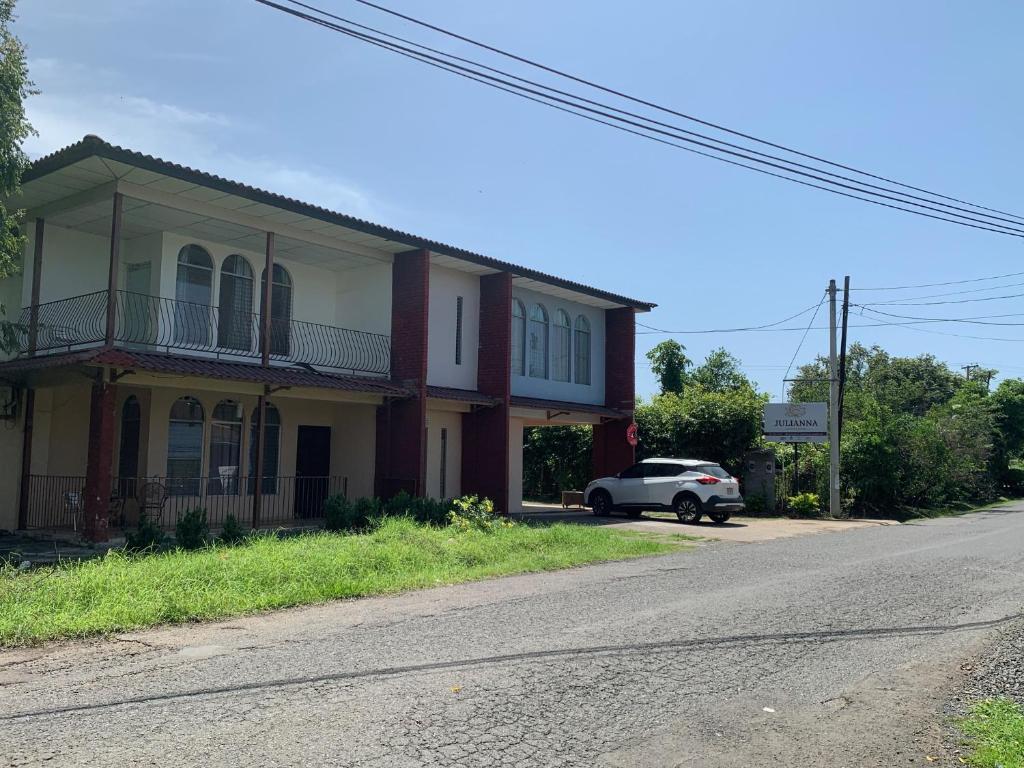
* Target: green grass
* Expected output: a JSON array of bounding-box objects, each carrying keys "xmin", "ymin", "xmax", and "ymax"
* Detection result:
[
  {"xmin": 959, "ymin": 698, "xmax": 1024, "ymax": 767},
  {"xmin": 903, "ymin": 497, "xmax": 1023, "ymax": 522},
  {"xmin": 0, "ymin": 518, "xmax": 683, "ymax": 647}
]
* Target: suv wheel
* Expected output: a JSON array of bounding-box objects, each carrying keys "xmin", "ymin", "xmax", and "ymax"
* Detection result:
[
  {"xmin": 674, "ymin": 494, "xmax": 702, "ymax": 524},
  {"xmin": 590, "ymin": 490, "xmax": 612, "ymax": 517}
]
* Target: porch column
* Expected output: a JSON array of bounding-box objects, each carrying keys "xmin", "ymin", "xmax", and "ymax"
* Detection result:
[
  {"xmin": 16, "ymin": 388, "xmax": 36, "ymax": 530},
  {"xmin": 27, "ymin": 218, "xmax": 43, "ymax": 355},
  {"xmin": 374, "ymin": 248, "xmax": 429, "ymax": 498},
  {"xmin": 462, "ymin": 272, "xmax": 512, "ymax": 514},
  {"xmin": 260, "ymin": 233, "xmax": 274, "ymax": 367},
  {"xmin": 82, "ymin": 376, "xmax": 117, "ymax": 542},
  {"xmin": 105, "ymin": 193, "xmax": 123, "ymax": 346},
  {"xmin": 592, "ymin": 307, "xmax": 637, "ymax": 479}
]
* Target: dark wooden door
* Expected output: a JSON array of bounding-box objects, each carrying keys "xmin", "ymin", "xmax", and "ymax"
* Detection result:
[{"xmin": 295, "ymin": 425, "xmax": 331, "ymax": 518}]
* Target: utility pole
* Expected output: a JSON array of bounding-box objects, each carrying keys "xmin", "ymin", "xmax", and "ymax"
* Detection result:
[
  {"xmin": 838, "ymin": 275, "xmax": 850, "ymax": 444},
  {"xmin": 828, "ymin": 280, "xmax": 840, "ymax": 519},
  {"xmin": 962, "ymin": 364, "xmax": 979, "ymax": 381}
]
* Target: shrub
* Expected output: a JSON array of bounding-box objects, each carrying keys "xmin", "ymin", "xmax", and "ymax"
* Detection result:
[
  {"xmin": 324, "ymin": 495, "xmax": 381, "ymax": 532},
  {"xmin": 382, "ymin": 490, "xmax": 413, "ymax": 518},
  {"xmin": 449, "ymin": 495, "xmax": 511, "ymax": 532},
  {"xmin": 218, "ymin": 514, "xmax": 247, "ymax": 545},
  {"xmin": 175, "ymin": 508, "xmax": 210, "ymax": 550},
  {"xmin": 1002, "ymin": 466, "xmax": 1024, "ymax": 497},
  {"xmin": 787, "ymin": 492, "xmax": 822, "ymax": 518},
  {"xmin": 353, "ymin": 497, "xmax": 381, "ymax": 526},
  {"xmin": 125, "ymin": 514, "xmax": 165, "ymax": 553},
  {"xmin": 408, "ymin": 496, "xmax": 450, "ymax": 526}
]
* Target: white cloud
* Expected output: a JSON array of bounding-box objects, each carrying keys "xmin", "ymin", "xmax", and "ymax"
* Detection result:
[{"xmin": 23, "ymin": 58, "xmax": 377, "ymax": 219}]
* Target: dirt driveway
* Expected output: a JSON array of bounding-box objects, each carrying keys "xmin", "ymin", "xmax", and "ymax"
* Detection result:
[{"xmin": 515, "ymin": 503, "xmax": 899, "ymax": 543}]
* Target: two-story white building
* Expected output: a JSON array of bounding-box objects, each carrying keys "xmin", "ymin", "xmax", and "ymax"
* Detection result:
[{"xmin": 0, "ymin": 136, "xmax": 653, "ymax": 539}]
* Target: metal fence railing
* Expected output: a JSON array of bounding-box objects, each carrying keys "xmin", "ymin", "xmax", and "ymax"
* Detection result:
[
  {"xmin": 23, "ymin": 474, "xmax": 349, "ymax": 532},
  {"xmin": 16, "ymin": 291, "xmax": 391, "ymax": 376}
]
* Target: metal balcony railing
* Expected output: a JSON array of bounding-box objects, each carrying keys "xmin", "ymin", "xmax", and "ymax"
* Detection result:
[{"xmin": 17, "ymin": 291, "xmax": 391, "ymax": 376}]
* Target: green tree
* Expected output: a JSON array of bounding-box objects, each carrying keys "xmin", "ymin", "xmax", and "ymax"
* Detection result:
[
  {"xmin": 0, "ymin": 0, "xmax": 34, "ymax": 348},
  {"xmin": 645, "ymin": 340, "xmax": 691, "ymax": 395},
  {"xmin": 522, "ymin": 425, "xmax": 592, "ymax": 500},
  {"xmin": 689, "ymin": 347, "xmax": 750, "ymax": 392}
]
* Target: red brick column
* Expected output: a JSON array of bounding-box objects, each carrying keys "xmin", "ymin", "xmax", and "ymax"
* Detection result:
[
  {"xmin": 462, "ymin": 272, "xmax": 512, "ymax": 513},
  {"xmin": 376, "ymin": 249, "xmax": 429, "ymax": 498},
  {"xmin": 593, "ymin": 307, "xmax": 637, "ymax": 479},
  {"xmin": 82, "ymin": 380, "xmax": 117, "ymax": 542}
]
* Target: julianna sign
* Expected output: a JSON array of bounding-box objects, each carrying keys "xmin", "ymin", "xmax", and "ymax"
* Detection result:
[{"xmin": 763, "ymin": 402, "xmax": 828, "ymax": 443}]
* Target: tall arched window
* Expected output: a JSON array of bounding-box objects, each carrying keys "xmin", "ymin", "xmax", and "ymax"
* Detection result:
[
  {"xmin": 574, "ymin": 315, "xmax": 592, "ymax": 385},
  {"xmin": 218, "ymin": 255, "xmax": 254, "ymax": 352},
  {"xmin": 249, "ymin": 403, "xmax": 281, "ymax": 494},
  {"xmin": 174, "ymin": 245, "xmax": 214, "ymax": 347},
  {"xmin": 552, "ymin": 309, "xmax": 571, "ymax": 382},
  {"xmin": 167, "ymin": 396, "xmax": 204, "ymax": 496},
  {"xmin": 209, "ymin": 400, "xmax": 243, "ymax": 495},
  {"xmin": 511, "ymin": 299, "xmax": 526, "ymax": 376},
  {"xmin": 528, "ymin": 304, "xmax": 549, "ymax": 379},
  {"xmin": 261, "ymin": 264, "xmax": 293, "ymax": 357},
  {"xmin": 117, "ymin": 396, "xmax": 141, "ymax": 499}
]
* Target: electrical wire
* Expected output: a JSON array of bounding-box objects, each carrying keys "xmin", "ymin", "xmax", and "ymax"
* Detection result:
[
  {"xmin": 635, "ymin": 302, "xmax": 822, "ymax": 335},
  {"xmin": 782, "ymin": 294, "xmax": 827, "ymax": 386},
  {"xmin": 334, "ymin": 0, "xmax": 1024, "ymax": 224},
  {"xmin": 848, "ymin": 280, "xmax": 1024, "ymax": 305},
  {"xmin": 852, "ymin": 270, "xmax": 1024, "ymax": 291},
  {"xmin": 252, "ymin": 0, "xmax": 1024, "ymax": 238},
  {"xmin": 855, "ymin": 305, "xmax": 1024, "ymax": 327},
  {"xmin": 857, "ymin": 290, "xmax": 1024, "ymax": 307}
]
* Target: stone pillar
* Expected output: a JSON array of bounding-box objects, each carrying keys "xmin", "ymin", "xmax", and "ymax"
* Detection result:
[
  {"xmin": 375, "ymin": 249, "xmax": 429, "ymax": 498},
  {"xmin": 82, "ymin": 379, "xmax": 117, "ymax": 542},
  {"xmin": 592, "ymin": 307, "xmax": 637, "ymax": 479},
  {"xmin": 462, "ymin": 272, "xmax": 512, "ymax": 513}
]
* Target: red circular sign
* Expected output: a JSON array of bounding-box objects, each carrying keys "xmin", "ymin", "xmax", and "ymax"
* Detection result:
[{"xmin": 626, "ymin": 422, "xmax": 639, "ymax": 447}]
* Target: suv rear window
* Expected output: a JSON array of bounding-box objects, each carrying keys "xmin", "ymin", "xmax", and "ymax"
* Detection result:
[{"xmin": 696, "ymin": 464, "xmax": 731, "ymax": 479}]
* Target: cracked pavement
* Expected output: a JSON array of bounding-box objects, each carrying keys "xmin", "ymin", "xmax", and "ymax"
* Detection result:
[{"xmin": 3, "ymin": 504, "xmax": 1024, "ymax": 766}]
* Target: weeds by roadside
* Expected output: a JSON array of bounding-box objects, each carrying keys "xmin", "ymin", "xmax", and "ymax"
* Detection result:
[{"xmin": 958, "ymin": 697, "xmax": 1024, "ymax": 767}]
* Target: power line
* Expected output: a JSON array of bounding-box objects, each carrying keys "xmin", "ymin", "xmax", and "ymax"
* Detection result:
[
  {"xmin": 856, "ymin": 306, "xmax": 1024, "ymax": 326},
  {"xmin": 253, "ymin": 0, "xmax": 1024, "ymax": 239},
  {"xmin": 635, "ymin": 302, "xmax": 821, "ymax": 335},
  {"xmin": 852, "ymin": 270, "xmax": 1024, "ymax": 291},
  {"xmin": 850, "ymin": 279, "xmax": 1024, "ymax": 305},
  {"xmin": 857, "ymin": 290, "xmax": 1024, "ymax": 307},
  {"xmin": 783, "ymin": 294, "xmax": 827, "ymax": 386},
  {"xmin": 271, "ymin": 1, "xmax": 1024, "ymax": 232},
  {"xmin": 334, "ymin": 0, "xmax": 1024, "ymax": 224}
]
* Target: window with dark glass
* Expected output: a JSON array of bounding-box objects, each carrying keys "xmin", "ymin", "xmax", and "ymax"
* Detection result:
[
  {"xmin": 552, "ymin": 309, "xmax": 571, "ymax": 382},
  {"xmin": 574, "ymin": 315, "xmax": 591, "ymax": 385},
  {"xmin": 218, "ymin": 255, "xmax": 254, "ymax": 352},
  {"xmin": 117, "ymin": 396, "xmax": 141, "ymax": 499},
  {"xmin": 440, "ymin": 427, "xmax": 448, "ymax": 498},
  {"xmin": 174, "ymin": 245, "xmax": 213, "ymax": 348},
  {"xmin": 208, "ymin": 400, "xmax": 243, "ymax": 495},
  {"xmin": 511, "ymin": 299, "xmax": 526, "ymax": 376},
  {"xmin": 261, "ymin": 265, "xmax": 293, "ymax": 357},
  {"xmin": 455, "ymin": 296, "xmax": 464, "ymax": 365},
  {"xmin": 528, "ymin": 304, "xmax": 549, "ymax": 379},
  {"xmin": 249, "ymin": 402, "xmax": 281, "ymax": 494},
  {"xmin": 167, "ymin": 396, "xmax": 204, "ymax": 496}
]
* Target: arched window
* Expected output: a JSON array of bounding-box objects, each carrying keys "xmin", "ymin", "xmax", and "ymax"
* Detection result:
[
  {"xmin": 167, "ymin": 396, "xmax": 204, "ymax": 496},
  {"xmin": 261, "ymin": 264, "xmax": 293, "ymax": 357},
  {"xmin": 117, "ymin": 396, "xmax": 141, "ymax": 499},
  {"xmin": 209, "ymin": 400, "xmax": 243, "ymax": 495},
  {"xmin": 528, "ymin": 304, "xmax": 549, "ymax": 379},
  {"xmin": 574, "ymin": 315, "xmax": 591, "ymax": 385},
  {"xmin": 249, "ymin": 402, "xmax": 281, "ymax": 494},
  {"xmin": 218, "ymin": 255, "xmax": 254, "ymax": 352},
  {"xmin": 174, "ymin": 245, "xmax": 214, "ymax": 348},
  {"xmin": 511, "ymin": 299, "xmax": 526, "ymax": 376},
  {"xmin": 552, "ymin": 309, "xmax": 571, "ymax": 382}
]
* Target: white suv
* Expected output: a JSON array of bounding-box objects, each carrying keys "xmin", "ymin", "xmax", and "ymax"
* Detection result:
[{"xmin": 584, "ymin": 458, "xmax": 744, "ymax": 524}]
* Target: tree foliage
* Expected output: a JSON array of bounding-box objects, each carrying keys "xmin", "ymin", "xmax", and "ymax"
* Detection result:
[
  {"xmin": 645, "ymin": 340, "xmax": 691, "ymax": 395},
  {"xmin": 522, "ymin": 424, "xmax": 592, "ymax": 500},
  {"xmin": 0, "ymin": 0, "xmax": 33, "ymax": 285}
]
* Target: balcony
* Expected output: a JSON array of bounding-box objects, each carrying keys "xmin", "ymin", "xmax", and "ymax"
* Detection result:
[{"xmin": 16, "ymin": 291, "xmax": 391, "ymax": 376}]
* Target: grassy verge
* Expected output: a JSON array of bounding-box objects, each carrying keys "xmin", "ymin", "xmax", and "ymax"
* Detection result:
[
  {"xmin": 958, "ymin": 698, "xmax": 1024, "ymax": 767},
  {"xmin": 903, "ymin": 497, "xmax": 1023, "ymax": 521},
  {"xmin": 0, "ymin": 518, "xmax": 683, "ymax": 647}
]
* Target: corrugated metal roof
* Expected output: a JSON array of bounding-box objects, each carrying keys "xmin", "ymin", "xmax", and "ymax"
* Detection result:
[{"xmin": 24, "ymin": 136, "xmax": 656, "ymax": 311}]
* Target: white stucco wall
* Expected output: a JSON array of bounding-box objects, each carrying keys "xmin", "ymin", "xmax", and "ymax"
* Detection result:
[
  {"xmin": 22, "ymin": 223, "xmax": 110, "ymax": 306},
  {"xmin": 334, "ymin": 261, "xmax": 392, "ymax": 338},
  {"xmin": 427, "ymin": 265, "xmax": 479, "ymax": 390},
  {"xmin": 510, "ymin": 287, "xmax": 606, "ymax": 405},
  {"xmin": 425, "ymin": 408, "xmax": 463, "ymax": 499}
]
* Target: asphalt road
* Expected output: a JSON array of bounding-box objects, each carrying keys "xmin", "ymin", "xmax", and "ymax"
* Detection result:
[{"xmin": 3, "ymin": 505, "xmax": 1024, "ymax": 767}]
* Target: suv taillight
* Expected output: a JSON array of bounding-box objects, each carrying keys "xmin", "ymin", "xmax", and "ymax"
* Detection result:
[{"xmin": 696, "ymin": 475, "xmax": 720, "ymax": 485}]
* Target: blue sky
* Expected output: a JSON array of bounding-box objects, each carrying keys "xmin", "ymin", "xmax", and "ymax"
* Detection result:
[{"xmin": 16, "ymin": 0, "xmax": 1024, "ymax": 399}]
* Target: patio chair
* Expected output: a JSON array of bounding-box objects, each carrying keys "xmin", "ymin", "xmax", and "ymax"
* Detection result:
[
  {"xmin": 63, "ymin": 490, "xmax": 83, "ymax": 532},
  {"xmin": 137, "ymin": 481, "xmax": 169, "ymax": 525}
]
